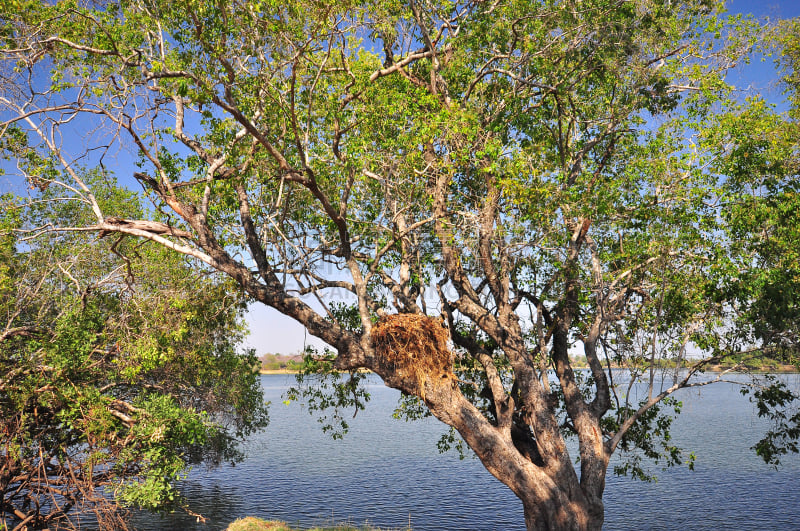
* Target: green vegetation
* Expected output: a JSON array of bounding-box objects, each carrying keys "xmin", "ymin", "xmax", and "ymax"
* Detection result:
[
  {"xmin": 575, "ymin": 355, "xmax": 798, "ymax": 373},
  {"xmin": 0, "ymin": 182, "xmax": 268, "ymax": 529},
  {"xmin": 259, "ymin": 353, "xmax": 305, "ymax": 372},
  {"xmin": 2, "ymin": 1, "xmax": 800, "ymax": 530}
]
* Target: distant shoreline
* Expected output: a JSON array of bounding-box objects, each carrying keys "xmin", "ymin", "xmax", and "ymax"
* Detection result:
[
  {"xmin": 259, "ymin": 366, "xmax": 798, "ymax": 376},
  {"xmin": 571, "ymin": 364, "xmax": 798, "ymax": 373},
  {"xmin": 259, "ymin": 368, "xmax": 372, "ymax": 375},
  {"xmin": 704, "ymin": 364, "xmax": 798, "ymax": 374}
]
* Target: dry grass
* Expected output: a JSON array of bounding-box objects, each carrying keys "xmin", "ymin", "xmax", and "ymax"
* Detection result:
[
  {"xmin": 227, "ymin": 517, "xmax": 293, "ymax": 531},
  {"xmin": 371, "ymin": 314, "xmax": 454, "ymax": 397},
  {"xmin": 225, "ymin": 516, "xmax": 410, "ymax": 531}
]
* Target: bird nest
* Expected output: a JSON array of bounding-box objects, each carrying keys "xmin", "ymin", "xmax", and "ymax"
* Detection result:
[{"xmin": 371, "ymin": 314, "xmax": 454, "ymax": 397}]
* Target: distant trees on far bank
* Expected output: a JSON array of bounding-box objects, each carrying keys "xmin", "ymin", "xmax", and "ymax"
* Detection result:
[
  {"xmin": 259, "ymin": 353, "xmax": 305, "ymax": 372},
  {"xmin": 568, "ymin": 353, "xmax": 798, "ymax": 372}
]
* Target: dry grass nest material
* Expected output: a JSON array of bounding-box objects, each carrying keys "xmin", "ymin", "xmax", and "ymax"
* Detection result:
[{"xmin": 371, "ymin": 314, "xmax": 454, "ymax": 390}]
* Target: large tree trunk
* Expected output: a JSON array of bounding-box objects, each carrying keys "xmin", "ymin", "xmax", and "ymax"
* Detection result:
[
  {"xmin": 366, "ymin": 348, "xmax": 607, "ymax": 531},
  {"xmin": 522, "ymin": 496, "xmax": 603, "ymax": 531},
  {"xmin": 425, "ymin": 375, "xmax": 604, "ymax": 531}
]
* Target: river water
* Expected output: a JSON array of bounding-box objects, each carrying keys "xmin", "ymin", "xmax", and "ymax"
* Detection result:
[{"xmin": 132, "ymin": 373, "xmax": 800, "ymax": 530}]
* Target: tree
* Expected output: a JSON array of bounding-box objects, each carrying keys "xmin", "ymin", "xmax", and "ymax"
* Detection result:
[
  {"xmin": 0, "ymin": 1, "xmax": 797, "ymax": 529},
  {"xmin": 0, "ymin": 178, "xmax": 268, "ymax": 530}
]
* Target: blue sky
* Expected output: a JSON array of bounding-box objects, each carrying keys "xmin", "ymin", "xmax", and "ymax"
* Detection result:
[{"xmin": 728, "ymin": 0, "xmax": 800, "ymax": 19}]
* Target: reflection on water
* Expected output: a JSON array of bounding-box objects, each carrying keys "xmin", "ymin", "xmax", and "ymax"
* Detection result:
[{"xmin": 131, "ymin": 374, "xmax": 800, "ymax": 531}]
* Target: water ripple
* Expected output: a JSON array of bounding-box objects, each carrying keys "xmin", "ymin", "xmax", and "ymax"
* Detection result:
[{"xmin": 131, "ymin": 374, "xmax": 800, "ymax": 531}]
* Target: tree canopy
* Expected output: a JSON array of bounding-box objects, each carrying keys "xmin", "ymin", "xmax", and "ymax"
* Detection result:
[
  {"xmin": 0, "ymin": 178, "xmax": 268, "ymax": 529},
  {"xmin": 1, "ymin": 1, "xmax": 798, "ymax": 529}
]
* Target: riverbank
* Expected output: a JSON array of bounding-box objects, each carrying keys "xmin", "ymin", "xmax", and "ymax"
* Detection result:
[
  {"xmin": 259, "ymin": 369, "xmax": 373, "ymax": 375},
  {"xmin": 226, "ymin": 517, "xmax": 410, "ymax": 531},
  {"xmin": 705, "ymin": 364, "xmax": 798, "ymax": 373},
  {"xmin": 261, "ymin": 365, "xmax": 799, "ymax": 376}
]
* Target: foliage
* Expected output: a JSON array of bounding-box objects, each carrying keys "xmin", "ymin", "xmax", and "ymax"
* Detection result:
[
  {"xmin": 743, "ymin": 375, "xmax": 800, "ymax": 467},
  {"xmin": 1, "ymin": 1, "xmax": 799, "ymax": 529},
  {"xmin": 0, "ymin": 182, "xmax": 268, "ymax": 529},
  {"xmin": 285, "ymin": 348, "xmax": 370, "ymax": 440},
  {"xmin": 259, "ymin": 354, "xmax": 304, "ymax": 372}
]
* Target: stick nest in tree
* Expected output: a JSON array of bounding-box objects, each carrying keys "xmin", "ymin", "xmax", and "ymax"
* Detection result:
[{"xmin": 371, "ymin": 314, "xmax": 454, "ymax": 396}]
